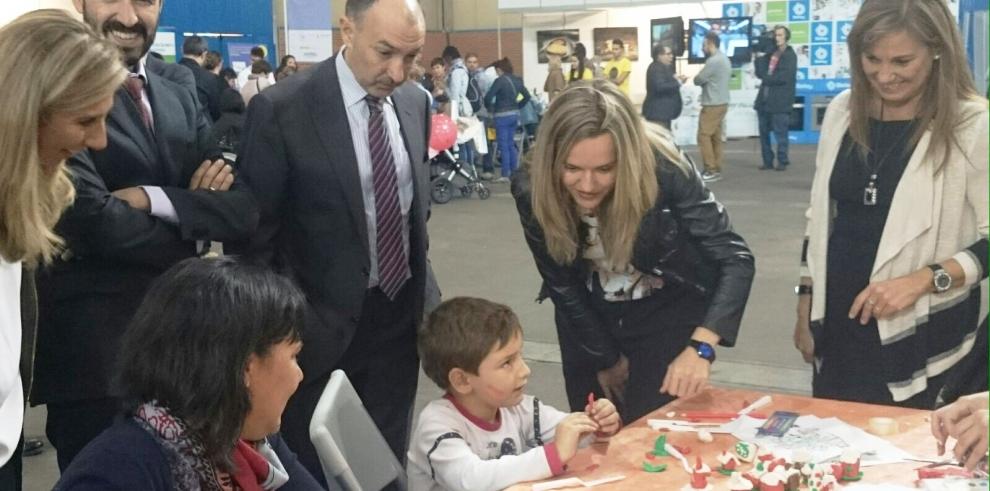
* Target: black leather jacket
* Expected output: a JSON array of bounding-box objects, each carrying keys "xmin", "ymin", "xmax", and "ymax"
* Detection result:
[{"xmin": 511, "ymin": 156, "xmax": 755, "ymax": 370}]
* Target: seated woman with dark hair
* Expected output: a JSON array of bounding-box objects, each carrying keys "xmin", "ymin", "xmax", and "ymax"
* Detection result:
[{"xmin": 57, "ymin": 257, "xmax": 321, "ymax": 490}]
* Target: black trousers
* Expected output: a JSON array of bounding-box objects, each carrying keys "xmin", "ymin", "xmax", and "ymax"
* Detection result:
[
  {"xmin": 556, "ymin": 286, "xmax": 705, "ymax": 423},
  {"xmin": 280, "ymin": 284, "xmax": 419, "ymax": 488},
  {"xmin": 45, "ymin": 397, "xmax": 119, "ymax": 472}
]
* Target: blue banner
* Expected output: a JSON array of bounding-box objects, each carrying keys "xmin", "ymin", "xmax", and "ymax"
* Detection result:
[
  {"xmin": 836, "ymin": 21, "xmax": 854, "ymax": 42},
  {"xmin": 811, "ymin": 44, "xmax": 832, "ymax": 65},
  {"xmin": 811, "ymin": 22, "xmax": 833, "ymax": 43},
  {"xmin": 789, "ymin": 0, "xmax": 810, "ymax": 21},
  {"xmin": 723, "ymin": 3, "xmax": 745, "ymax": 18},
  {"xmin": 797, "ymin": 79, "xmax": 851, "ymax": 93}
]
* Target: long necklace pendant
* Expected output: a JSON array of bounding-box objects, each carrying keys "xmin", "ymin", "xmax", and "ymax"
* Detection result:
[{"xmin": 864, "ymin": 178, "xmax": 878, "ymax": 206}]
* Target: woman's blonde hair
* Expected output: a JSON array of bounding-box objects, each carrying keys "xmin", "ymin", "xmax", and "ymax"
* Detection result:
[
  {"xmin": 847, "ymin": 0, "xmax": 985, "ymax": 171},
  {"xmin": 529, "ymin": 79, "xmax": 687, "ymax": 267},
  {"xmin": 0, "ymin": 9, "xmax": 126, "ymax": 265}
]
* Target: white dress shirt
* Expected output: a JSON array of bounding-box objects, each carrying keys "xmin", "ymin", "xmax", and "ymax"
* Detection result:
[
  {"xmin": 336, "ymin": 48, "xmax": 413, "ymax": 288},
  {"xmin": 131, "ymin": 55, "xmax": 180, "ymax": 225}
]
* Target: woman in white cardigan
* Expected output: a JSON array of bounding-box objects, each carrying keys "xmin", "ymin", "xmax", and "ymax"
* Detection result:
[
  {"xmin": 0, "ymin": 10, "xmax": 125, "ymax": 484},
  {"xmin": 793, "ymin": 0, "xmax": 988, "ymax": 409}
]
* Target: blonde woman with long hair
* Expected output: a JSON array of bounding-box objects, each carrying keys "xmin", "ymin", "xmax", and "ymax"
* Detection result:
[
  {"xmin": 794, "ymin": 0, "xmax": 988, "ymax": 408},
  {"xmin": 0, "ymin": 9, "xmax": 125, "ymax": 482},
  {"xmin": 511, "ymin": 80, "xmax": 754, "ymax": 421}
]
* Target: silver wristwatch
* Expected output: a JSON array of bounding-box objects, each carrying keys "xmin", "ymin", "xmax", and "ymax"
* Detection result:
[{"xmin": 927, "ymin": 264, "xmax": 952, "ymax": 293}]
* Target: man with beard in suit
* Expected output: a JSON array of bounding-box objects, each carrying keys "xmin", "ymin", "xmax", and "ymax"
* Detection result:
[{"xmin": 32, "ymin": 0, "xmax": 258, "ymax": 471}]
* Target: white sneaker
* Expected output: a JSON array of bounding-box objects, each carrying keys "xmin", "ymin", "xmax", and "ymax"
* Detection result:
[
  {"xmin": 702, "ymin": 171, "xmax": 722, "ymax": 183},
  {"xmin": 480, "ymin": 172, "xmax": 494, "ymax": 180},
  {"xmin": 494, "ymin": 177, "xmax": 510, "ymax": 183}
]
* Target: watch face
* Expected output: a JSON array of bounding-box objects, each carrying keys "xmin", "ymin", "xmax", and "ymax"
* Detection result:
[
  {"xmin": 934, "ymin": 272, "xmax": 952, "ymax": 291},
  {"xmin": 698, "ymin": 343, "xmax": 714, "ymax": 358}
]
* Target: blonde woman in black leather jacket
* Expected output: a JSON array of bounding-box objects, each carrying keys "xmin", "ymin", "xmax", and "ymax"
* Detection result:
[{"xmin": 511, "ymin": 80, "xmax": 754, "ymax": 421}]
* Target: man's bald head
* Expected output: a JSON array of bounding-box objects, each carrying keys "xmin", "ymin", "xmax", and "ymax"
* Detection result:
[{"xmin": 346, "ymin": 0, "xmax": 424, "ymax": 26}]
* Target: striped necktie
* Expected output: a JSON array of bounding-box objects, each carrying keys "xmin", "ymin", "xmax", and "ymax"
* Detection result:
[
  {"xmin": 124, "ymin": 73, "xmax": 152, "ymax": 131},
  {"xmin": 366, "ymin": 95, "xmax": 408, "ymax": 300}
]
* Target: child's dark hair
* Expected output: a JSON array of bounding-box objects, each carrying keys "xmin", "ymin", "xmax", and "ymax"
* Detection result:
[{"xmin": 419, "ymin": 297, "xmax": 522, "ymax": 390}]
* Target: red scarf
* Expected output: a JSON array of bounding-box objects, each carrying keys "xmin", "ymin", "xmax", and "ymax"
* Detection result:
[{"xmin": 223, "ymin": 440, "xmax": 270, "ymax": 491}]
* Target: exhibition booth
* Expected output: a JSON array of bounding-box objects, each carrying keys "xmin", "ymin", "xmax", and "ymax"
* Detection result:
[{"xmin": 500, "ymin": 0, "xmax": 977, "ymax": 145}]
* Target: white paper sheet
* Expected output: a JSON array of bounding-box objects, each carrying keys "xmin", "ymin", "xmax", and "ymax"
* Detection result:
[{"xmin": 722, "ymin": 415, "xmax": 915, "ymax": 466}]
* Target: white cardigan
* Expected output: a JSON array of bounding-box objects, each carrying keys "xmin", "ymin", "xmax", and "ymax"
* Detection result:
[
  {"xmin": 0, "ymin": 257, "xmax": 22, "ymax": 466},
  {"xmin": 802, "ymin": 90, "xmax": 989, "ymax": 401}
]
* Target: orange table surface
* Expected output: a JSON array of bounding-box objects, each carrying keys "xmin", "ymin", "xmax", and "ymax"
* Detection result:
[{"xmin": 508, "ymin": 387, "xmax": 942, "ymax": 490}]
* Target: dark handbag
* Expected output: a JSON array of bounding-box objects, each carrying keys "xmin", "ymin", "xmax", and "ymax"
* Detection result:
[{"xmin": 632, "ymin": 205, "xmax": 719, "ymax": 298}]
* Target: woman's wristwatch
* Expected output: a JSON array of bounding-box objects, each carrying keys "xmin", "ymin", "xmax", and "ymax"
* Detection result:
[
  {"xmin": 689, "ymin": 340, "xmax": 716, "ymax": 363},
  {"xmin": 794, "ymin": 285, "xmax": 813, "ymax": 296},
  {"xmin": 928, "ymin": 264, "xmax": 952, "ymax": 293}
]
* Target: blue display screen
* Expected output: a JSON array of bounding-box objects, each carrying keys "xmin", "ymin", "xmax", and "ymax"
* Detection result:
[{"xmin": 688, "ymin": 17, "xmax": 752, "ymax": 63}]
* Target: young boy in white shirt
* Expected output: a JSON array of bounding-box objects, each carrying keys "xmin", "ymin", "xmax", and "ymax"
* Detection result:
[{"xmin": 407, "ymin": 297, "xmax": 621, "ymax": 491}]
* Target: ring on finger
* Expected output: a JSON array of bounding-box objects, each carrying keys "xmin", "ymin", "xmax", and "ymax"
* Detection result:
[
  {"xmin": 209, "ymin": 186, "xmax": 217, "ymax": 191},
  {"xmin": 873, "ymin": 306, "xmax": 882, "ymax": 314},
  {"xmin": 867, "ymin": 298, "xmax": 877, "ymax": 306}
]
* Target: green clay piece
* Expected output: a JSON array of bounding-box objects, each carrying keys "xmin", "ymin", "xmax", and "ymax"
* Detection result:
[
  {"xmin": 653, "ymin": 434, "xmax": 669, "ymax": 456},
  {"xmin": 841, "ymin": 472, "xmax": 864, "ymax": 481},
  {"xmin": 642, "ymin": 461, "xmax": 668, "ymax": 473},
  {"xmin": 718, "ymin": 468, "xmax": 734, "ymax": 476}
]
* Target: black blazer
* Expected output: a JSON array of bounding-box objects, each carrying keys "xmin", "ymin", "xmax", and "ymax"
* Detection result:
[
  {"xmin": 178, "ymin": 57, "xmax": 223, "ymax": 122},
  {"xmin": 642, "ymin": 62, "xmax": 682, "ymax": 123},
  {"xmin": 754, "ymin": 46, "xmax": 797, "ymax": 114},
  {"xmin": 512, "ymin": 157, "xmax": 754, "ymax": 370},
  {"xmin": 231, "ymin": 55, "xmax": 432, "ymax": 383},
  {"xmin": 56, "ymin": 421, "xmax": 321, "ymax": 490},
  {"xmin": 32, "ymin": 68, "xmax": 259, "ymax": 405}
]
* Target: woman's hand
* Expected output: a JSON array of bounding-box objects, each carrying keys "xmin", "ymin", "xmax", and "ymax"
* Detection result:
[
  {"xmin": 849, "ymin": 269, "xmax": 931, "ymax": 325},
  {"xmin": 596, "ymin": 355, "xmax": 629, "ymax": 405},
  {"xmin": 932, "ymin": 392, "xmax": 990, "ymax": 470},
  {"xmin": 660, "ymin": 347, "xmax": 710, "ymax": 399},
  {"xmin": 794, "ymin": 294, "xmax": 814, "ymax": 363}
]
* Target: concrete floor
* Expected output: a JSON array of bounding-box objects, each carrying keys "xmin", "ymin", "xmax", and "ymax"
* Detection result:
[{"xmin": 21, "ymin": 138, "xmax": 816, "ymax": 489}]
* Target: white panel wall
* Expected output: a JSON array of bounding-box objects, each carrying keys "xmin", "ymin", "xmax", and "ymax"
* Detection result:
[
  {"xmin": 520, "ymin": 2, "xmax": 723, "ymax": 106},
  {"xmin": 1, "ymin": 0, "xmax": 78, "ymax": 27}
]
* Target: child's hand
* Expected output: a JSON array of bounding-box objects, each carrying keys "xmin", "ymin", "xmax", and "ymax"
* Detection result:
[
  {"xmin": 586, "ymin": 398, "xmax": 621, "ymax": 435},
  {"xmin": 554, "ymin": 413, "xmax": 599, "ymax": 462}
]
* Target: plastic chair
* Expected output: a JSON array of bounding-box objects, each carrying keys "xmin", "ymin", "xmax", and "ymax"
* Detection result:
[{"xmin": 309, "ymin": 369, "xmax": 407, "ymax": 491}]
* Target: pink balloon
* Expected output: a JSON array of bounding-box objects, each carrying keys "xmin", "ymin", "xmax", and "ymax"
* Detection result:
[{"xmin": 430, "ymin": 114, "xmax": 457, "ymax": 153}]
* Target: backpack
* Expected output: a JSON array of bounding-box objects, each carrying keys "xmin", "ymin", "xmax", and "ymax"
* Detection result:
[{"xmin": 465, "ymin": 71, "xmax": 482, "ymax": 113}]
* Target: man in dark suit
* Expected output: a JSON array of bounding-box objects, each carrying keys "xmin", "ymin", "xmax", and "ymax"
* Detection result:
[
  {"xmin": 233, "ymin": 0, "xmax": 432, "ymax": 481},
  {"xmin": 178, "ymin": 35, "xmax": 222, "ymax": 122},
  {"xmin": 32, "ymin": 0, "xmax": 258, "ymax": 471}
]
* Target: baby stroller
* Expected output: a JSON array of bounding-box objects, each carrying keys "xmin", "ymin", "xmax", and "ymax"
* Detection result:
[
  {"xmin": 429, "ymin": 146, "xmax": 490, "ymax": 204},
  {"xmin": 428, "ymin": 114, "xmax": 490, "ymax": 204}
]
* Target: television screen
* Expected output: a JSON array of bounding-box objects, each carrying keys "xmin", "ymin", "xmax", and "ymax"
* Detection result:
[
  {"xmin": 650, "ymin": 17, "xmax": 684, "ymax": 57},
  {"xmin": 688, "ymin": 17, "xmax": 752, "ymax": 64}
]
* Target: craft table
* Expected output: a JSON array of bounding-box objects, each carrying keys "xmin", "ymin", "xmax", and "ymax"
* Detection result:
[{"xmin": 509, "ymin": 387, "xmax": 940, "ymax": 490}]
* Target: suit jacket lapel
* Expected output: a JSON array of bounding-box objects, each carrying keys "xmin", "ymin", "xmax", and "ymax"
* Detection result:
[
  {"xmin": 144, "ymin": 70, "xmax": 180, "ymax": 185},
  {"xmin": 308, "ymin": 57, "xmax": 369, "ymax": 254},
  {"xmin": 391, "ymin": 90, "xmax": 424, "ymax": 211},
  {"xmin": 109, "ymin": 89, "xmax": 157, "ymax": 166}
]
